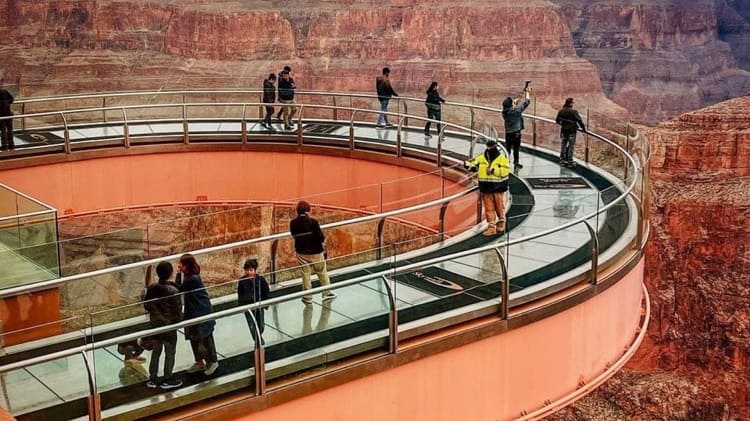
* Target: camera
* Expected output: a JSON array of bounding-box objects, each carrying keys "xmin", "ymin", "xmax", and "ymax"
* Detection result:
[{"xmin": 523, "ymin": 80, "xmax": 532, "ymax": 92}]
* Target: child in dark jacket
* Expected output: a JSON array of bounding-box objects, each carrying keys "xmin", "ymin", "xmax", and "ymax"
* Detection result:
[{"xmin": 237, "ymin": 258, "xmax": 270, "ymax": 346}]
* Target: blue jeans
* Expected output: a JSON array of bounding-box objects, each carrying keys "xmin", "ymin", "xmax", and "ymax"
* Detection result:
[
  {"xmin": 560, "ymin": 132, "xmax": 577, "ymax": 162},
  {"xmin": 377, "ymin": 98, "xmax": 390, "ymax": 126},
  {"xmin": 424, "ymin": 107, "xmax": 441, "ymax": 134}
]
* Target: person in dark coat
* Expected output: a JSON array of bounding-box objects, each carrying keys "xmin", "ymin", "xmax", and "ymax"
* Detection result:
[
  {"xmin": 176, "ymin": 253, "xmax": 219, "ymax": 376},
  {"xmin": 277, "ymin": 70, "xmax": 297, "ymax": 130},
  {"xmin": 501, "ymin": 86, "xmax": 531, "ymax": 169},
  {"xmin": 262, "ymin": 73, "xmax": 276, "ymax": 129},
  {"xmin": 142, "ymin": 261, "xmax": 183, "ymax": 389},
  {"xmin": 237, "ymin": 258, "xmax": 270, "ymax": 346},
  {"xmin": 274, "ymin": 65, "xmax": 292, "ymax": 120},
  {"xmin": 555, "ymin": 97, "xmax": 586, "ymax": 167},
  {"xmin": 375, "ymin": 67, "xmax": 398, "ymax": 128},
  {"xmin": 424, "ymin": 81, "xmax": 446, "ymax": 139},
  {"xmin": 0, "ymin": 88, "xmax": 14, "ymax": 150}
]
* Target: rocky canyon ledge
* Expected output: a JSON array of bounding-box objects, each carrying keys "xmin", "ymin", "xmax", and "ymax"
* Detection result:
[
  {"xmin": 550, "ymin": 94, "xmax": 750, "ymax": 420},
  {"xmin": 1, "ymin": 0, "xmax": 750, "ymax": 123}
]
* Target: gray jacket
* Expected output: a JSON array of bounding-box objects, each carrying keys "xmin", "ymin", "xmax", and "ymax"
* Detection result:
[{"xmin": 502, "ymin": 98, "xmax": 530, "ymax": 134}]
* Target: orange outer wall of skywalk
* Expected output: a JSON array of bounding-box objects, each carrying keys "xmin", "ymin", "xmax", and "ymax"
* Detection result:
[{"xmin": 236, "ymin": 261, "xmax": 645, "ymax": 421}]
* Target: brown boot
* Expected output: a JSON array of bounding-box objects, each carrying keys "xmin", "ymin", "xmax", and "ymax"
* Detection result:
[
  {"xmin": 496, "ymin": 221, "xmax": 506, "ymax": 233},
  {"xmin": 483, "ymin": 226, "xmax": 497, "ymax": 236}
]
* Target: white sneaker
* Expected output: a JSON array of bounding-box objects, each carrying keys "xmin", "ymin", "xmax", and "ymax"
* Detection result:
[
  {"xmin": 322, "ymin": 292, "xmax": 337, "ymax": 301},
  {"xmin": 186, "ymin": 362, "xmax": 205, "ymax": 373},
  {"xmin": 204, "ymin": 362, "xmax": 219, "ymax": 376}
]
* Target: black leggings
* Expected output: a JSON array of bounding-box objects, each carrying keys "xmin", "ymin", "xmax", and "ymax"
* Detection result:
[{"xmin": 505, "ymin": 131, "xmax": 522, "ymax": 165}]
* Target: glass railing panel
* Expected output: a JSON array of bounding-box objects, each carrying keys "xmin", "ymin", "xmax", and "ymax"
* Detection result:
[
  {"xmin": 263, "ymin": 275, "xmax": 390, "ymax": 389},
  {"xmin": 380, "ymin": 168, "xmax": 444, "ymax": 212},
  {"xmin": 506, "ymin": 220, "xmax": 592, "ymax": 294},
  {"xmin": 16, "ymin": 211, "xmax": 60, "ymax": 278},
  {"xmin": 13, "ymin": 193, "xmax": 48, "ymax": 215},
  {"xmin": 0, "ymin": 187, "xmax": 17, "ymax": 219},
  {"xmin": 89, "ymin": 300, "xmax": 195, "ymax": 397},
  {"xmin": 0, "ymin": 317, "xmax": 87, "ymax": 418},
  {"xmin": 57, "ymin": 225, "xmax": 149, "ymax": 277},
  {"xmin": 143, "ymin": 203, "xmax": 270, "ymax": 258},
  {"xmin": 0, "ymin": 242, "xmax": 58, "ymax": 290},
  {"xmin": 594, "ymin": 185, "xmax": 632, "ymax": 255},
  {"xmin": 294, "ymin": 183, "xmax": 382, "ymax": 218}
]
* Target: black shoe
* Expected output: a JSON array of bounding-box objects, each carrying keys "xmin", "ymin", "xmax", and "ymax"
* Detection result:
[
  {"xmin": 514, "ymin": 163, "xmax": 523, "ymax": 169},
  {"xmin": 160, "ymin": 377, "xmax": 183, "ymax": 389},
  {"xmin": 146, "ymin": 379, "xmax": 159, "ymax": 388}
]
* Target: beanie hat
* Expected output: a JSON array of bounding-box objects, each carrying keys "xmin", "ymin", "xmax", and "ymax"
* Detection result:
[{"xmin": 502, "ymin": 97, "xmax": 513, "ymax": 109}]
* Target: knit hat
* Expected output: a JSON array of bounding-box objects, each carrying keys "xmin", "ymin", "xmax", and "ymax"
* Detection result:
[
  {"xmin": 486, "ymin": 139, "xmax": 497, "ymax": 147},
  {"xmin": 502, "ymin": 97, "xmax": 513, "ymax": 109}
]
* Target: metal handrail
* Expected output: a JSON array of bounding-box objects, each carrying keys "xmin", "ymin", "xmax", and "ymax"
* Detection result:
[
  {"xmin": 0, "ymin": 215, "xmax": 624, "ymax": 375},
  {"xmin": 0, "ymin": 183, "xmax": 477, "ymax": 299}
]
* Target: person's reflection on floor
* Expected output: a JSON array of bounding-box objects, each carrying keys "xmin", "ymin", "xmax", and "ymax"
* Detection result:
[
  {"xmin": 480, "ymin": 249, "xmax": 504, "ymax": 283},
  {"xmin": 302, "ymin": 303, "xmax": 332, "ymax": 336}
]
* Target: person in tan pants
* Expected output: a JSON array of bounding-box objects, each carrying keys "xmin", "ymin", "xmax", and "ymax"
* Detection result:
[{"xmin": 290, "ymin": 201, "xmax": 337, "ymax": 304}]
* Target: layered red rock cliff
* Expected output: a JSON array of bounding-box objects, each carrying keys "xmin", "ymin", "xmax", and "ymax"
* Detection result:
[
  {"xmin": 1, "ymin": 0, "xmax": 749, "ymax": 123},
  {"xmin": 550, "ymin": 95, "xmax": 750, "ymax": 420}
]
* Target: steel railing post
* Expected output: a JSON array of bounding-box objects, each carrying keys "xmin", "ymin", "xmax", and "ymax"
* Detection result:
[
  {"xmin": 247, "ymin": 310, "xmax": 266, "ymax": 395},
  {"xmin": 494, "ymin": 247, "xmax": 509, "ymax": 319},
  {"xmin": 61, "ymin": 112, "xmax": 71, "ymax": 154},
  {"xmin": 332, "ymin": 96, "xmax": 338, "ymax": 121},
  {"xmin": 376, "ymin": 218, "xmax": 386, "ymax": 260},
  {"xmin": 624, "ymin": 122, "xmax": 631, "ymax": 181},
  {"xmin": 270, "ymin": 239, "xmax": 279, "ymax": 285},
  {"xmin": 122, "ymin": 107, "xmax": 130, "ymax": 148},
  {"xmin": 296, "ymin": 105, "xmax": 303, "ymax": 146},
  {"xmin": 81, "ymin": 350, "xmax": 102, "ymax": 421},
  {"xmin": 439, "ymin": 202, "xmax": 449, "ymax": 241},
  {"xmin": 349, "ymin": 110, "xmax": 356, "ymax": 149},
  {"xmin": 381, "ymin": 275, "xmax": 398, "ymax": 353},
  {"xmin": 532, "ymin": 96, "xmax": 537, "ymax": 147},
  {"xmin": 182, "ymin": 103, "xmax": 189, "ymax": 144},
  {"xmin": 583, "ymin": 221, "xmax": 599, "ymax": 285},
  {"xmin": 241, "ymin": 104, "xmax": 248, "ymax": 144}
]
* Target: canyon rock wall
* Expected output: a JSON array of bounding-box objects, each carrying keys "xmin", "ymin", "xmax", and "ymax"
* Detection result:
[
  {"xmin": 1, "ymin": 0, "xmax": 749, "ymax": 123},
  {"xmin": 553, "ymin": 0, "xmax": 750, "ymax": 124},
  {"xmin": 550, "ymin": 95, "xmax": 750, "ymax": 420}
]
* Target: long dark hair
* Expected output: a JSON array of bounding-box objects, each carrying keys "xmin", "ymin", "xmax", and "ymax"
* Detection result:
[
  {"xmin": 180, "ymin": 253, "xmax": 201, "ymax": 275},
  {"xmin": 426, "ymin": 81, "xmax": 438, "ymax": 94}
]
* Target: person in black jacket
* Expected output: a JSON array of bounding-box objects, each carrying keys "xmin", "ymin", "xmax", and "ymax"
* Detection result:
[
  {"xmin": 290, "ymin": 201, "xmax": 336, "ymax": 305},
  {"xmin": 262, "ymin": 73, "xmax": 276, "ymax": 129},
  {"xmin": 424, "ymin": 81, "xmax": 446, "ymax": 139},
  {"xmin": 501, "ymin": 86, "xmax": 531, "ymax": 169},
  {"xmin": 278, "ymin": 70, "xmax": 297, "ymax": 130},
  {"xmin": 555, "ymin": 97, "xmax": 586, "ymax": 167},
  {"xmin": 375, "ymin": 67, "xmax": 398, "ymax": 128},
  {"xmin": 237, "ymin": 258, "xmax": 270, "ymax": 346},
  {"xmin": 274, "ymin": 65, "xmax": 292, "ymax": 120},
  {"xmin": 0, "ymin": 88, "xmax": 14, "ymax": 150},
  {"xmin": 176, "ymin": 253, "xmax": 219, "ymax": 376},
  {"xmin": 142, "ymin": 261, "xmax": 183, "ymax": 389}
]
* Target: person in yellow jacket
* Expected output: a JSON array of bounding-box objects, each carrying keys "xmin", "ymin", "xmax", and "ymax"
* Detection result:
[{"xmin": 465, "ymin": 139, "xmax": 511, "ymax": 235}]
